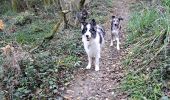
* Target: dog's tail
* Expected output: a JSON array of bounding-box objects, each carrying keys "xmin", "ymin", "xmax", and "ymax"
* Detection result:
[
  {"xmin": 97, "ymin": 25, "xmax": 106, "ymax": 37},
  {"xmin": 101, "ymin": 27, "xmax": 106, "ymax": 36}
]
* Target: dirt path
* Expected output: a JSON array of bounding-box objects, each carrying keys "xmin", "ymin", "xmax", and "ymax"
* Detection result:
[{"xmin": 64, "ymin": 0, "xmax": 135, "ymax": 100}]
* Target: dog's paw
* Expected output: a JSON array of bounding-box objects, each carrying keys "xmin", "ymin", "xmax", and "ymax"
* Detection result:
[
  {"xmin": 110, "ymin": 43, "xmax": 113, "ymax": 47},
  {"xmin": 117, "ymin": 47, "xmax": 120, "ymax": 50},
  {"xmin": 95, "ymin": 66, "xmax": 99, "ymax": 71},
  {"xmin": 86, "ymin": 65, "xmax": 91, "ymax": 69}
]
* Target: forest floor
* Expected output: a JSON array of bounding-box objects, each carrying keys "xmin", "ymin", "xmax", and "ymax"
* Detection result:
[{"xmin": 64, "ymin": 0, "xmax": 135, "ymax": 100}]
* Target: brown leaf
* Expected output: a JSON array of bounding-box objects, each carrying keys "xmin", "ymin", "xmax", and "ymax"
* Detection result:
[
  {"xmin": 1, "ymin": 45, "xmax": 14, "ymax": 56},
  {"xmin": 0, "ymin": 20, "xmax": 4, "ymax": 30}
]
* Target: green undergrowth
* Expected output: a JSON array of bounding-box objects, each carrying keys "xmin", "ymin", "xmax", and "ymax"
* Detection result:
[
  {"xmin": 1, "ymin": 11, "xmax": 56, "ymax": 47},
  {"xmin": 0, "ymin": 17, "xmax": 84, "ymax": 99},
  {"xmin": 88, "ymin": 0, "xmax": 112, "ymax": 24},
  {"xmin": 122, "ymin": 1, "xmax": 170, "ymax": 100},
  {"xmin": 0, "ymin": 0, "xmax": 112, "ymax": 99},
  {"xmin": 0, "ymin": 5, "xmax": 84, "ymax": 100}
]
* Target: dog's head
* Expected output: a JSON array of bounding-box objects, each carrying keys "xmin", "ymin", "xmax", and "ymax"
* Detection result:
[
  {"xmin": 111, "ymin": 16, "xmax": 123, "ymax": 27},
  {"xmin": 81, "ymin": 9, "xmax": 88, "ymax": 20},
  {"xmin": 77, "ymin": 9, "xmax": 88, "ymax": 23},
  {"xmin": 81, "ymin": 19, "xmax": 97, "ymax": 41}
]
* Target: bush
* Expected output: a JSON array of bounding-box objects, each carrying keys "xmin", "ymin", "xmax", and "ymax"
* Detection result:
[{"xmin": 14, "ymin": 12, "xmax": 34, "ymax": 26}]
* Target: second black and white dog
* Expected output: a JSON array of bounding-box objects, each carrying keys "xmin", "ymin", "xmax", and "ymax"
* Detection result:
[
  {"xmin": 81, "ymin": 19, "xmax": 105, "ymax": 71},
  {"xmin": 110, "ymin": 16, "xmax": 123, "ymax": 50}
]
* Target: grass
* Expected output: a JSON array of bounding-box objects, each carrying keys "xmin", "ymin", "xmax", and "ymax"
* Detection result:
[
  {"xmin": 2, "ymin": 11, "xmax": 55, "ymax": 46},
  {"xmin": 122, "ymin": 1, "xmax": 170, "ymax": 99},
  {"xmin": 88, "ymin": 0, "xmax": 112, "ymax": 24},
  {"xmin": 127, "ymin": 7, "xmax": 159, "ymax": 43},
  {"xmin": 122, "ymin": 70, "xmax": 163, "ymax": 99},
  {"xmin": 0, "ymin": 1, "xmax": 12, "ymax": 15}
]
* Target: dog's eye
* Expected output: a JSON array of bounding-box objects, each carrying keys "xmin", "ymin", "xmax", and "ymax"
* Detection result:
[
  {"xmin": 82, "ymin": 27, "xmax": 87, "ymax": 35},
  {"xmin": 89, "ymin": 28, "xmax": 96, "ymax": 38},
  {"xmin": 90, "ymin": 28, "xmax": 96, "ymax": 34}
]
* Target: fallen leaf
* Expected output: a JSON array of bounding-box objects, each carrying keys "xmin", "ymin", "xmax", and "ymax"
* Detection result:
[
  {"xmin": 0, "ymin": 20, "xmax": 4, "ymax": 30},
  {"xmin": 1, "ymin": 45, "xmax": 14, "ymax": 56}
]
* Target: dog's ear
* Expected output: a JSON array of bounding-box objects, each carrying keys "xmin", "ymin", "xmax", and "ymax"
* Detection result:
[
  {"xmin": 112, "ymin": 16, "xmax": 115, "ymax": 19},
  {"xmin": 81, "ymin": 21, "xmax": 87, "ymax": 30},
  {"xmin": 81, "ymin": 21, "xmax": 87, "ymax": 26},
  {"xmin": 90, "ymin": 19, "xmax": 96, "ymax": 26},
  {"xmin": 82, "ymin": 9, "xmax": 88, "ymax": 15},
  {"xmin": 119, "ymin": 17, "xmax": 123, "ymax": 21}
]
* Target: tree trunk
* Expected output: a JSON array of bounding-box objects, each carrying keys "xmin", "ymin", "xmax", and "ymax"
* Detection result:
[
  {"xmin": 57, "ymin": 0, "xmax": 62, "ymax": 11},
  {"xmin": 62, "ymin": 10, "xmax": 69, "ymax": 29},
  {"xmin": 57, "ymin": 0, "xmax": 69, "ymax": 29},
  {"xmin": 12, "ymin": 0, "xmax": 18, "ymax": 12},
  {"xmin": 79, "ymin": 0, "xmax": 86, "ymax": 11}
]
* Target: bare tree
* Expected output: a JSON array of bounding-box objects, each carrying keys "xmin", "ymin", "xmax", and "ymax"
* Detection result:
[{"xmin": 56, "ymin": 0, "xmax": 70, "ymax": 29}]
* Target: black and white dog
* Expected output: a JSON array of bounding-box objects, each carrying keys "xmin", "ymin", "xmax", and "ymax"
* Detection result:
[
  {"xmin": 81, "ymin": 19, "xmax": 105, "ymax": 71},
  {"xmin": 110, "ymin": 16, "xmax": 123, "ymax": 50}
]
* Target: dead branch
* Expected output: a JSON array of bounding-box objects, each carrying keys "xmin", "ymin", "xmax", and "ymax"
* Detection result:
[{"xmin": 45, "ymin": 18, "xmax": 63, "ymax": 40}]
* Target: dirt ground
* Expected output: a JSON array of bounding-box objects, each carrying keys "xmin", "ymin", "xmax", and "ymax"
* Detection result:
[{"xmin": 64, "ymin": 0, "xmax": 135, "ymax": 100}]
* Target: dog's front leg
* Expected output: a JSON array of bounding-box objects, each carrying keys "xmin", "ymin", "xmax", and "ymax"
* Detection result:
[
  {"xmin": 95, "ymin": 53, "xmax": 100, "ymax": 71},
  {"xmin": 110, "ymin": 33, "xmax": 114, "ymax": 46},
  {"xmin": 95, "ymin": 56, "xmax": 100, "ymax": 71},
  {"xmin": 86, "ymin": 55, "xmax": 92, "ymax": 69},
  {"xmin": 116, "ymin": 37, "xmax": 120, "ymax": 50}
]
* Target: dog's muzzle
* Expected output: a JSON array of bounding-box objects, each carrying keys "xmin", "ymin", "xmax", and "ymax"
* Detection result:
[
  {"xmin": 86, "ymin": 35, "xmax": 90, "ymax": 41},
  {"xmin": 115, "ymin": 24, "xmax": 118, "ymax": 27}
]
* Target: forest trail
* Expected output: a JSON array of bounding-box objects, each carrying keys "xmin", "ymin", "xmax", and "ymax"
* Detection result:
[{"xmin": 64, "ymin": 0, "xmax": 135, "ymax": 99}]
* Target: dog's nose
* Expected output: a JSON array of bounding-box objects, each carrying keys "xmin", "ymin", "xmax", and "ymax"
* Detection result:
[{"xmin": 86, "ymin": 35, "xmax": 89, "ymax": 38}]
